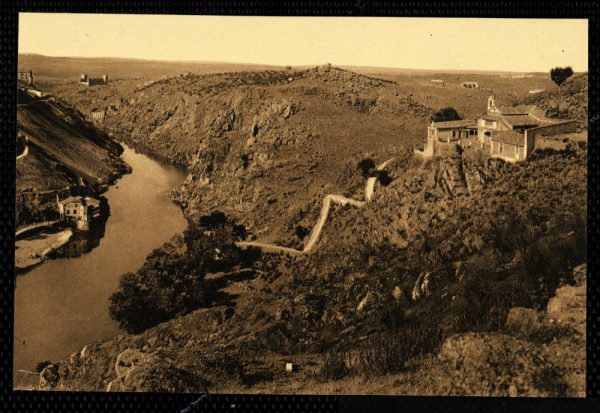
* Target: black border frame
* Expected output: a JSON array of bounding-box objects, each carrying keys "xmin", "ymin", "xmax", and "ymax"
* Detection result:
[{"xmin": 2, "ymin": 1, "xmax": 599, "ymax": 412}]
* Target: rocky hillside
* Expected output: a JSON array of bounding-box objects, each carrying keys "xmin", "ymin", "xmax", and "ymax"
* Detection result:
[
  {"xmin": 27, "ymin": 63, "xmax": 587, "ymax": 395},
  {"xmin": 54, "ymin": 65, "xmax": 431, "ymax": 239},
  {"xmin": 522, "ymin": 74, "xmax": 588, "ymax": 129},
  {"xmin": 31, "ymin": 144, "xmax": 587, "ymax": 395},
  {"xmin": 17, "ymin": 93, "xmax": 128, "ymax": 190},
  {"xmin": 430, "ymin": 263, "xmax": 586, "ymax": 397},
  {"xmin": 16, "ymin": 91, "xmax": 129, "ymax": 225}
]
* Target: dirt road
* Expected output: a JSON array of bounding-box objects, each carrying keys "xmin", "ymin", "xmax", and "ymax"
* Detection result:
[{"xmin": 237, "ymin": 157, "xmax": 396, "ymax": 254}]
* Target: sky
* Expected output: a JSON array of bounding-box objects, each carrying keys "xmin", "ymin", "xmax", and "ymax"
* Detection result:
[{"xmin": 18, "ymin": 14, "xmax": 588, "ymax": 72}]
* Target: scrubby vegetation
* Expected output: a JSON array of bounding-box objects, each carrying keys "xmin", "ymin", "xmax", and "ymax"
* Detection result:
[
  {"xmin": 28, "ymin": 57, "xmax": 587, "ymax": 395},
  {"xmin": 16, "ymin": 198, "xmax": 60, "ymax": 227},
  {"xmin": 109, "ymin": 211, "xmax": 259, "ymax": 333},
  {"xmin": 430, "ymin": 107, "xmax": 462, "ymax": 122}
]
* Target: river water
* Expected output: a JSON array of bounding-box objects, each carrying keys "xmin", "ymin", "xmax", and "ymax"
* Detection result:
[{"xmin": 14, "ymin": 143, "xmax": 188, "ymax": 371}]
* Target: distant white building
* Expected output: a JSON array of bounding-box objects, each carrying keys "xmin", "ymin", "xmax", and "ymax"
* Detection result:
[{"xmin": 57, "ymin": 195, "xmax": 101, "ymax": 230}]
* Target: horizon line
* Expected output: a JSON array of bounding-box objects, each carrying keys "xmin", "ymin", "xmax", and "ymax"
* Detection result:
[{"xmin": 19, "ymin": 52, "xmax": 586, "ymax": 75}]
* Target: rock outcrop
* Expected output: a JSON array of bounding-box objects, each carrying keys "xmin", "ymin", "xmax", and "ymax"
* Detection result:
[
  {"xmin": 106, "ymin": 349, "xmax": 203, "ymax": 393},
  {"xmin": 434, "ymin": 264, "xmax": 586, "ymax": 397}
]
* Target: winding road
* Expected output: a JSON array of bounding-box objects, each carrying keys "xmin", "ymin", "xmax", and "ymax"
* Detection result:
[
  {"xmin": 236, "ymin": 157, "xmax": 396, "ymax": 255},
  {"xmin": 16, "ymin": 133, "xmax": 29, "ymax": 161}
]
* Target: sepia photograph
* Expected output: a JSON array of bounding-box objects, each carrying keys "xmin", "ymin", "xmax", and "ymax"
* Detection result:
[{"xmin": 14, "ymin": 14, "xmax": 587, "ymax": 396}]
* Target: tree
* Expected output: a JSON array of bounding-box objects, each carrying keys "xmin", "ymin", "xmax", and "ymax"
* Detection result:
[
  {"xmin": 295, "ymin": 225, "xmax": 309, "ymax": 240},
  {"xmin": 431, "ymin": 107, "xmax": 462, "ymax": 123},
  {"xmin": 550, "ymin": 66, "xmax": 573, "ymax": 100},
  {"xmin": 185, "ymin": 211, "xmax": 247, "ymax": 273},
  {"xmin": 357, "ymin": 158, "xmax": 376, "ymax": 179},
  {"xmin": 109, "ymin": 211, "xmax": 259, "ymax": 334}
]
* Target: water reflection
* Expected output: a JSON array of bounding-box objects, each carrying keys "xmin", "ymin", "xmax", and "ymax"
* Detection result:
[
  {"xmin": 57, "ymin": 219, "xmax": 106, "ymax": 258},
  {"xmin": 14, "ymin": 143, "xmax": 188, "ymax": 372}
]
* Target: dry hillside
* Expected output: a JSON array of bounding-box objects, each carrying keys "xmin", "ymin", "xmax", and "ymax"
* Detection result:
[
  {"xmin": 34, "ymin": 146, "xmax": 587, "ymax": 395},
  {"xmin": 16, "ymin": 90, "xmax": 129, "ymax": 225},
  {"xmin": 522, "ymin": 74, "xmax": 588, "ymax": 128},
  {"xmin": 22, "ymin": 58, "xmax": 588, "ymax": 395},
  {"xmin": 50, "ymin": 65, "xmax": 432, "ymax": 240}
]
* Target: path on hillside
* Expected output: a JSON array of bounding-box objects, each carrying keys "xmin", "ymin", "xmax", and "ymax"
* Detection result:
[
  {"xmin": 236, "ymin": 157, "xmax": 396, "ymax": 255},
  {"xmin": 17, "ymin": 133, "xmax": 29, "ymax": 160},
  {"xmin": 16, "ymin": 144, "xmax": 29, "ymax": 160}
]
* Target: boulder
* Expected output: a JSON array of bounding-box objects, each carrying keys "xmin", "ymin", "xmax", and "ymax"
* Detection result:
[
  {"xmin": 436, "ymin": 333, "xmax": 567, "ymax": 396},
  {"xmin": 392, "ymin": 286, "xmax": 403, "ymax": 302},
  {"xmin": 114, "ymin": 348, "xmax": 158, "ymax": 378},
  {"xmin": 546, "ymin": 284, "xmax": 585, "ymax": 334},
  {"xmin": 505, "ymin": 307, "xmax": 544, "ymax": 336},
  {"xmin": 108, "ymin": 361, "xmax": 204, "ymax": 393},
  {"xmin": 39, "ymin": 364, "xmax": 60, "ymax": 390},
  {"xmin": 356, "ymin": 291, "xmax": 373, "ymax": 313}
]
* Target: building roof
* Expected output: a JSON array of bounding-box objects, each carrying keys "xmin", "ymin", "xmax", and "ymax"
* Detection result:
[
  {"xmin": 527, "ymin": 106, "xmax": 547, "ymax": 120},
  {"xmin": 432, "ymin": 119, "xmax": 477, "ymax": 129},
  {"xmin": 491, "ymin": 130, "xmax": 525, "ymax": 146},
  {"xmin": 58, "ymin": 196, "xmax": 81, "ymax": 205},
  {"xmin": 59, "ymin": 195, "xmax": 101, "ymax": 207},
  {"xmin": 495, "ymin": 105, "xmax": 536, "ymax": 115},
  {"xmin": 479, "ymin": 113, "xmax": 503, "ymax": 121},
  {"xmin": 501, "ymin": 115, "xmax": 543, "ymax": 128}
]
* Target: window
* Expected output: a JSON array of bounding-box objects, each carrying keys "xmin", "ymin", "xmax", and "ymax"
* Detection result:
[
  {"xmin": 498, "ymin": 143, "xmax": 503, "ymax": 153},
  {"xmin": 515, "ymin": 146, "xmax": 519, "ymax": 158}
]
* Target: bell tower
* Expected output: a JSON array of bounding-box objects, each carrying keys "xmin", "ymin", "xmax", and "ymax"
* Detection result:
[{"xmin": 487, "ymin": 95, "xmax": 496, "ymax": 112}]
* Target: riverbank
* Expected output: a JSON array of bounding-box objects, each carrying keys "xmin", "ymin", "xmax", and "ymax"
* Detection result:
[
  {"xmin": 15, "ymin": 227, "xmax": 73, "ymax": 272},
  {"xmin": 14, "ymin": 143, "xmax": 188, "ymax": 377}
]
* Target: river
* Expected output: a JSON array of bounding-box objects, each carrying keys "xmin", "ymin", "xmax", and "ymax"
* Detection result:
[{"xmin": 14, "ymin": 143, "xmax": 188, "ymax": 372}]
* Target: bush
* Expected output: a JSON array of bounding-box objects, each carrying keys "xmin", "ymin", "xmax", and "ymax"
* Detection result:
[
  {"xmin": 430, "ymin": 107, "xmax": 461, "ymax": 122},
  {"xmin": 377, "ymin": 170, "xmax": 393, "ymax": 186},
  {"xmin": 320, "ymin": 349, "xmax": 350, "ymax": 381},
  {"xmin": 109, "ymin": 251, "xmax": 207, "ymax": 333},
  {"xmin": 35, "ymin": 360, "xmax": 52, "ymax": 373},
  {"xmin": 357, "ymin": 158, "xmax": 375, "ymax": 179},
  {"xmin": 295, "ymin": 225, "xmax": 309, "ymax": 240},
  {"xmin": 184, "ymin": 211, "xmax": 249, "ymax": 272},
  {"xmin": 110, "ymin": 211, "xmax": 256, "ymax": 334},
  {"xmin": 450, "ymin": 274, "xmax": 533, "ymax": 333}
]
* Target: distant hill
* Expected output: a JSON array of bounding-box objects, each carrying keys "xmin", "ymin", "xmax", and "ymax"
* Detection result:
[
  {"xmin": 342, "ymin": 65, "xmax": 549, "ymax": 77},
  {"xmin": 47, "ymin": 64, "xmax": 431, "ymax": 241},
  {"xmin": 18, "ymin": 54, "xmax": 288, "ymax": 85}
]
